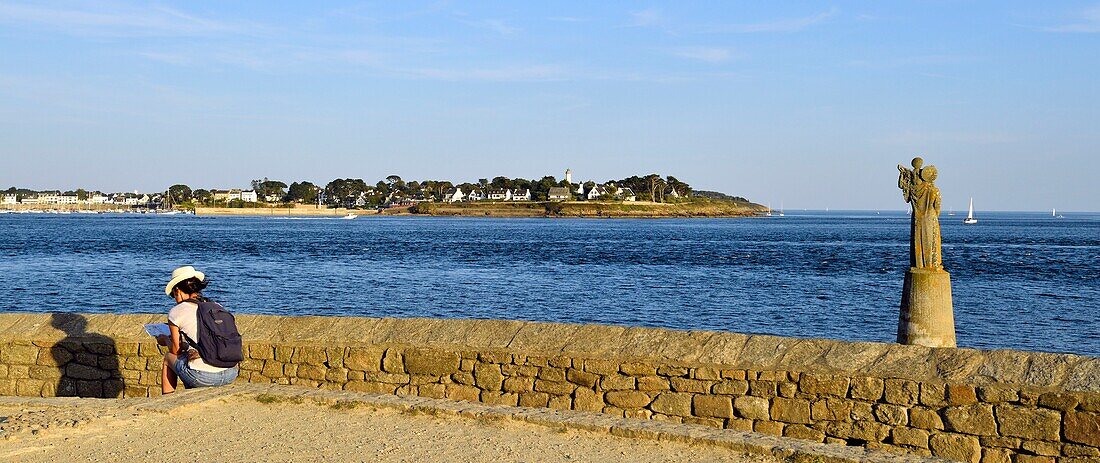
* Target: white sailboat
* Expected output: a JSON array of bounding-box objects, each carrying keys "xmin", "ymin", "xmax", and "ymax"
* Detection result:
[
  {"xmin": 778, "ymin": 201, "xmax": 785, "ymax": 217},
  {"xmin": 1053, "ymin": 208, "xmax": 1064, "ymax": 219},
  {"xmin": 963, "ymin": 198, "xmax": 977, "ymax": 225}
]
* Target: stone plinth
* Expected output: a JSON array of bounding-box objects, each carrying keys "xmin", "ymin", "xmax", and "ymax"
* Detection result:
[{"xmin": 898, "ymin": 268, "xmax": 956, "ymax": 347}]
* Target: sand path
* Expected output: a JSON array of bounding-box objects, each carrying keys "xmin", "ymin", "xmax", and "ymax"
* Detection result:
[{"xmin": 0, "ymin": 395, "xmax": 777, "ymax": 463}]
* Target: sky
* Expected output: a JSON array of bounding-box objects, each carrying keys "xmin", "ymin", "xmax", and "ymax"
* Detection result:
[{"xmin": 0, "ymin": 1, "xmax": 1098, "ymax": 211}]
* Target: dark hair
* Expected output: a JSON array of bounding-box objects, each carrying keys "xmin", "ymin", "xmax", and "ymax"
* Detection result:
[{"xmin": 173, "ymin": 277, "xmax": 208, "ymax": 295}]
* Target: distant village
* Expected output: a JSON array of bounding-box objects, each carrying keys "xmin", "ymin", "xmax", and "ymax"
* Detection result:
[{"xmin": 2, "ymin": 169, "xmax": 745, "ymax": 211}]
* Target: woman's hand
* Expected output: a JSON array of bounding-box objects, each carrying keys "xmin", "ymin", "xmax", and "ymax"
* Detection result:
[{"xmin": 155, "ymin": 335, "xmax": 170, "ymax": 346}]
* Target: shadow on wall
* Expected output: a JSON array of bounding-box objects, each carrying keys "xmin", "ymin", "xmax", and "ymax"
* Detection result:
[{"xmin": 50, "ymin": 313, "xmax": 124, "ymax": 398}]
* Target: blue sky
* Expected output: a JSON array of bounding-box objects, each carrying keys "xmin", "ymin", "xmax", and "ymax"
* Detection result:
[{"xmin": 1, "ymin": 1, "xmax": 1098, "ymax": 211}]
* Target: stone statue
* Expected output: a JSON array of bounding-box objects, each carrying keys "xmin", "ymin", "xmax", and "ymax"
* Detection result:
[
  {"xmin": 897, "ymin": 157, "xmax": 942, "ymax": 270},
  {"xmin": 896, "ymin": 157, "xmax": 955, "ymax": 348}
]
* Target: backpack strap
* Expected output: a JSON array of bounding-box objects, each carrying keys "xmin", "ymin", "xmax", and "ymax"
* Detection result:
[{"xmin": 177, "ymin": 297, "xmax": 212, "ymax": 347}]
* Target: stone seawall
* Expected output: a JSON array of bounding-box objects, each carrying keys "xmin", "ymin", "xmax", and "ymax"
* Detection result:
[{"xmin": 0, "ymin": 313, "xmax": 1097, "ymax": 462}]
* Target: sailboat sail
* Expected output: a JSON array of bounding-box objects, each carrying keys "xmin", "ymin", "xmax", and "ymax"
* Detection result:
[{"xmin": 963, "ymin": 198, "xmax": 977, "ymax": 224}]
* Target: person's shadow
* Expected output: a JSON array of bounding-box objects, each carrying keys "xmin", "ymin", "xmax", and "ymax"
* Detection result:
[{"xmin": 50, "ymin": 313, "xmax": 124, "ymax": 398}]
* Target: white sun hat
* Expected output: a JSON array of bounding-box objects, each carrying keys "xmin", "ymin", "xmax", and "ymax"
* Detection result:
[{"xmin": 165, "ymin": 266, "xmax": 205, "ymax": 296}]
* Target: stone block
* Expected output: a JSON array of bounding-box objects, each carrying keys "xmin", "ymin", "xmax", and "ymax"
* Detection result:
[
  {"xmin": 784, "ymin": 424, "xmax": 825, "ymax": 442},
  {"xmin": 115, "ymin": 342, "xmax": 139, "ymax": 356},
  {"xmin": 624, "ymin": 409, "xmax": 652, "ymax": 420},
  {"xmin": 976, "ymin": 385, "xmax": 1018, "ymax": 404},
  {"xmin": 692, "ymin": 367, "xmax": 721, "ymax": 380},
  {"xmin": 382, "ymin": 349, "xmax": 404, "ymax": 373},
  {"xmin": 873, "ymin": 403, "xmax": 908, "ymax": 426},
  {"xmin": 670, "ymin": 377, "xmax": 712, "ymax": 393},
  {"xmin": 65, "ymin": 363, "xmax": 109, "ymax": 380},
  {"xmin": 533, "ymin": 380, "xmax": 575, "ymax": 396},
  {"xmin": 138, "ymin": 343, "xmax": 162, "ymax": 357},
  {"xmin": 711, "ymin": 380, "xmax": 748, "ymax": 395},
  {"xmin": 810, "ymin": 398, "xmax": 852, "ymax": 421},
  {"xmin": 1, "ymin": 344, "xmax": 39, "ymax": 365},
  {"xmin": 292, "ymin": 346, "xmax": 328, "ymax": 365},
  {"xmin": 799, "ymin": 373, "xmax": 849, "ymax": 397},
  {"xmin": 537, "ymin": 367, "xmax": 566, "ymax": 382},
  {"xmin": 777, "ymin": 382, "xmax": 797, "ymax": 398},
  {"xmin": 565, "ymin": 368, "xmax": 598, "ymax": 388},
  {"xmin": 274, "ymin": 346, "xmax": 294, "ymax": 362},
  {"xmin": 748, "ymin": 380, "xmax": 776, "ymax": 397},
  {"xmin": 548, "ymin": 356, "xmax": 572, "ymax": 368},
  {"xmin": 994, "ymin": 405, "xmax": 1061, "ymax": 441},
  {"xmin": 725, "ymin": 418, "xmax": 753, "ymax": 432},
  {"xmin": 891, "ymin": 427, "xmax": 930, "ymax": 448},
  {"xmin": 734, "ymin": 395, "xmax": 770, "ymax": 420},
  {"xmin": 1037, "ymin": 392, "xmax": 1079, "ymax": 412},
  {"xmin": 693, "ymin": 395, "xmax": 733, "ymax": 418},
  {"xmin": 683, "ymin": 416, "xmax": 723, "ymax": 428},
  {"xmin": 503, "ymin": 376, "xmax": 534, "ymax": 393},
  {"xmin": 325, "ymin": 367, "xmax": 349, "ymax": 383},
  {"xmin": 345, "ymin": 347, "xmax": 383, "ymax": 372},
  {"xmin": 247, "ymin": 343, "xmax": 275, "ymax": 360},
  {"xmin": 605, "ymin": 390, "xmax": 651, "ymax": 409},
  {"xmin": 261, "ymin": 361, "xmax": 284, "ymax": 378},
  {"xmin": 501, "ymin": 364, "xmax": 538, "ymax": 377},
  {"xmin": 600, "ymin": 375, "xmax": 634, "ymax": 390},
  {"xmin": 719, "ymin": 369, "xmax": 745, "ymax": 380},
  {"xmin": 474, "ymin": 363, "xmax": 504, "ymax": 391},
  {"xmin": 451, "ymin": 372, "xmax": 475, "ymax": 386},
  {"xmin": 823, "ymin": 420, "xmax": 890, "ymax": 442},
  {"xmin": 460, "ymin": 358, "xmax": 475, "ymax": 371},
  {"xmin": 883, "ymin": 378, "xmax": 920, "ymax": 405},
  {"xmin": 979, "ymin": 436, "xmax": 1020, "ymax": 449},
  {"xmin": 849, "ymin": 377, "xmax": 885, "ymax": 401},
  {"xmin": 438, "ymin": 383, "xmax": 477, "ymax": 401},
  {"xmin": 1064, "ymin": 410, "xmax": 1100, "ymax": 447},
  {"xmin": 620, "ymin": 362, "xmax": 655, "ymax": 376},
  {"xmin": 363, "ymin": 371, "xmax": 409, "ymax": 384},
  {"xmin": 753, "ymin": 420, "xmax": 784, "ymax": 436},
  {"xmin": 649, "ymin": 392, "xmax": 692, "ymax": 417},
  {"xmin": 404, "ymin": 349, "xmax": 459, "ymax": 376},
  {"xmin": 637, "ymin": 376, "xmax": 669, "ymax": 391},
  {"xmin": 1014, "ymin": 456, "xmax": 1054, "ymax": 463},
  {"xmin": 1020, "ymin": 441, "xmax": 1060, "ymax": 457},
  {"xmin": 75, "ymin": 380, "xmax": 102, "ymax": 398},
  {"xmin": 37, "ymin": 347, "xmax": 73, "ymax": 367},
  {"xmin": 850, "ymin": 401, "xmax": 874, "ymax": 421},
  {"xmin": 296, "ymin": 364, "xmax": 327, "ymax": 381},
  {"xmin": 481, "ymin": 391, "xmax": 519, "ymax": 406},
  {"xmin": 943, "ymin": 404, "xmax": 997, "ymax": 436},
  {"xmin": 418, "ymin": 383, "xmax": 446, "ymax": 399},
  {"xmin": 572, "ymin": 388, "xmax": 603, "ymax": 411},
  {"xmin": 979, "ymin": 448, "xmax": 1012, "ymax": 463},
  {"xmin": 910, "ymin": 407, "xmax": 945, "ymax": 430},
  {"xmin": 29, "ymin": 365, "xmax": 60, "ymax": 380},
  {"xmin": 478, "ymin": 352, "xmax": 511, "ymax": 364},
  {"xmin": 548, "ymin": 395, "xmax": 572, "ymax": 410},
  {"xmin": 518, "ymin": 392, "xmax": 549, "ymax": 408},
  {"xmin": 920, "ymin": 382, "xmax": 947, "ymax": 406},
  {"xmin": 657, "ymin": 365, "xmax": 688, "ymax": 377},
  {"xmin": 929, "ymin": 433, "xmax": 981, "ymax": 463},
  {"xmin": 1063, "ymin": 443, "xmax": 1100, "ymax": 457},
  {"xmin": 86, "ymin": 342, "xmax": 114, "ymax": 355},
  {"xmin": 947, "ymin": 384, "xmax": 978, "ymax": 405},
  {"xmin": 771, "ymin": 397, "xmax": 811, "ymax": 424},
  {"xmin": 583, "ymin": 359, "xmax": 619, "ymax": 375}
]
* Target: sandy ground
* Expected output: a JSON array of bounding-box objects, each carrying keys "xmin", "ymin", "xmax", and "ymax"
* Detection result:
[{"xmin": 0, "ymin": 396, "xmax": 778, "ymax": 463}]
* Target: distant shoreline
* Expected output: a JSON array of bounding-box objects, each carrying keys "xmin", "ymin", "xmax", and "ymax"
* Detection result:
[{"xmin": 192, "ymin": 200, "xmax": 766, "ymax": 218}]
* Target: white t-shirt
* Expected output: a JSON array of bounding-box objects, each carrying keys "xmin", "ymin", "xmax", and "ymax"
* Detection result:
[{"xmin": 168, "ymin": 302, "xmax": 230, "ymax": 373}]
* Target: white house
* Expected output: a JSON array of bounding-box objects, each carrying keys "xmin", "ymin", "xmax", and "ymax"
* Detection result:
[
  {"xmin": 466, "ymin": 190, "xmax": 484, "ymax": 201},
  {"xmin": 40, "ymin": 194, "xmax": 79, "ymax": 205},
  {"xmin": 239, "ymin": 190, "xmax": 258, "ymax": 202},
  {"xmin": 487, "ymin": 189, "xmax": 512, "ymax": 201},
  {"xmin": 263, "ymin": 193, "xmax": 282, "ymax": 203},
  {"xmin": 442, "ymin": 188, "xmax": 465, "ymax": 203},
  {"xmin": 620, "ymin": 188, "xmax": 637, "ymax": 202},
  {"xmin": 89, "ymin": 194, "xmax": 110, "ymax": 204},
  {"xmin": 547, "ymin": 187, "xmax": 571, "ymax": 201},
  {"xmin": 20, "ymin": 196, "xmax": 40, "ymax": 204},
  {"xmin": 586, "ymin": 185, "xmax": 605, "ymax": 201},
  {"xmin": 667, "ymin": 188, "xmax": 681, "ymax": 198},
  {"xmin": 2, "ymin": 194, "xmax": 17, "ymax": 205},
  {"xmin": 511, "ymin": 189, "xmax": 531, "ymax": 201}
]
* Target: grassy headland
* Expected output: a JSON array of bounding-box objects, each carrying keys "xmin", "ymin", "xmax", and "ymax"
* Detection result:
[{"xmin": 412, "ymin": 198, "xmax": 766, "ymax": 218}]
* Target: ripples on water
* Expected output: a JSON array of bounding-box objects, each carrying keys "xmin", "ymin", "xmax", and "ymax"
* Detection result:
[{"xmin": 0, "ymin": 211, "xmax": 1097, "ymax": 356}]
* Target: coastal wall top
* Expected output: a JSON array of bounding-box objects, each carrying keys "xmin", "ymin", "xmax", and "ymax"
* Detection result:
[{"xmin": 0, "ymin": 313, "xmax": 1096, "ymax": 393}]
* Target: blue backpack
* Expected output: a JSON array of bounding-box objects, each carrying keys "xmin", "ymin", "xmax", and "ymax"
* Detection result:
[{"xmin": 183, "ymin": 297, "xmax": 244, "ymax": 368}]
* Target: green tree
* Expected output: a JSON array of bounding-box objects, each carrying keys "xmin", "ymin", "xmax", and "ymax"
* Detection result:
[
  {"xmin": 287, "ymin": 182, "xmax": 319, "ymax": 203},
  {"xmin": 168, "ymin": 184, "xmax": 192, "ymax": 203},
  {"xmin": 192, "ymin": 189, "xmax": 212, "ymax": 204}
]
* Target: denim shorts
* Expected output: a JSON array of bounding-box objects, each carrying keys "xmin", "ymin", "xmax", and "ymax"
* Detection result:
[{"xmin": 174, "ymin": 357, "xmax": 239, "ymax": 389}]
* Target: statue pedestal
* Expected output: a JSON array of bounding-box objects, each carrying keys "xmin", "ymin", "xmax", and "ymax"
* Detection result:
[{"xmin": 898, "ymin": 268, "xmax": 956, "ymax": 348}]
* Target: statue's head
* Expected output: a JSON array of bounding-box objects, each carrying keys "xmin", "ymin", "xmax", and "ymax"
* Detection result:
[
  {"xmin": 920, "ymin": 165, "xmax": 937, "ymax": 182},
  {"xmin": 911, "ymin": 157, "xmax": 924, "ymax": 170}
]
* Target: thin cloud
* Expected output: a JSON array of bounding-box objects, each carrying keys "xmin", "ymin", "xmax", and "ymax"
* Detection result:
[
  {"xmin": 701, "ymin": 7, "xmax": 837, "ymax": 33},
  {"xmin": 628, "ymin": 8, "xmax": 664, "ymax": 27},
  {"xmin": 0, "ymin": 2, "xmax": 260, "ymax": 37},
  {"xmin": 1042, "ymin": 5, "xmax": 1100, "ymax": 33},
  {"xmin": 668, "ymin": 47, "xmax": 734, "ymax": 64}
]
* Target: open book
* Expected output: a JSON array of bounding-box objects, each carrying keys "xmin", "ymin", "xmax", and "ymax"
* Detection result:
[{"xmin": 144, "ymin": 323, "xmax": 170, "ymax": 338}]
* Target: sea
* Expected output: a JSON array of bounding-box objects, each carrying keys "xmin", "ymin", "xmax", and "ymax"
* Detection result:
[{"xmin": 0, "ymin": 211, "xmax": 1097, "ymax": 356}]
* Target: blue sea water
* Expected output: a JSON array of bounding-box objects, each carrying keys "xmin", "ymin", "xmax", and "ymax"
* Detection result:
[{"xmin": 0, "ymin": 211, "xmax": 1097, "ymax": 356}]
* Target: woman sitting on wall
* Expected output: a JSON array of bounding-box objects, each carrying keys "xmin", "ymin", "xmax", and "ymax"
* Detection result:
[{"xmin": 158, "ymin": 266, "xmax": 242, "ymax": 394}]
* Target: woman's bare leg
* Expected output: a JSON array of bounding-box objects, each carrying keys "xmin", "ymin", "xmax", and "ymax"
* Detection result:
[{"xmin": 162, "ymin": 352, "xmax": 179, "ymax": 394}]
